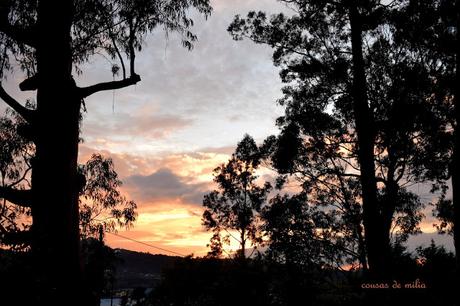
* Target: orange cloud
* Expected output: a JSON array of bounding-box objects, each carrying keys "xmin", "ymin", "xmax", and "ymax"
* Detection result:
[
  {"xmin": 105, "ymin": 202, "xmax": 211, "ymax": 256},
  {"xmin": 79, "ymin": 145, "xmax": 230, "ymax": 179},
  {"xmin": 78, "ymin": 143, "xmax": 453, "ymax": 255},
  {"xmin": 78, "ymin": 145, "xmax": 234, "ymax": 256}
]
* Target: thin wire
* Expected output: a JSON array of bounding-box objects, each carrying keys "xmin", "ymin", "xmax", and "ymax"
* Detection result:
[
  {"xmin": 112, "ymin": 74, "xmax": 115, "ymax": 113},
  {"xmin": 112, "ymin": 89, "xmax": 115, "ymax": 113},
  {"xmin": 105, "ymin": 231, "xmax": 186, "ymax": 257}
]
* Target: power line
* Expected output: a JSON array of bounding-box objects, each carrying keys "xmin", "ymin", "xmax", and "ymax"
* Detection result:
[{"xmin": 105, "ymin": 231, "xmax": 186, "ymax": 257}]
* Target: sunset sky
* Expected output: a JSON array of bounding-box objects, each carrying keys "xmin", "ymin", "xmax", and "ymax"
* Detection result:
[
  {"xmin": 78, "ymin": 0, "xmax": 286, "ymax": 256},
  {"xmin": 71, "ymin": 0, "xmax": 456, "ymax": 256},
  {"xmin": 2, "ymin": 0, "xmax": 454, "ymax": 257}
]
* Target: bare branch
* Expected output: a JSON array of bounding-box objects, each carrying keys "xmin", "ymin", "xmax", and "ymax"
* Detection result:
[
  {"xmin": 0, "ymin": 225, "xmax": 31, "ymax": 246},
  {"xmin": 0, "ymin": 186, "xmax": 32, "ymax": 208},
  {"xmin": 128, "ymin": 17, "xmax": 136, "ymax": 77},
  {"xmin": 77, "ymin": 74, "xmax": 141, "ymax": 98},
  {"xmin": 0, "ymin": 84, "xmax": 34, "ymax": 122},
  {"xmin": 8, "ymin": 165, "xmax": 32, "ymax": 188},
  {"xmin": 19, "ymin": 74, "xmax": 39, "ymax": 91},
  {"xmin": 110, "ymin": 35, "xmax": 126, "ymax": 79}
]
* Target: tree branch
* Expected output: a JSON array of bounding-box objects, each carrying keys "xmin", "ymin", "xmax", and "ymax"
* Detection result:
[
  {"xmin": 19, "ymin": 74, "xmax": 39, "ymax": 91},
  {"xmin": 0, "ymin": 84, "xmax": 34, "ymax": 122},
  {"xmin": 111, "ymin": 35, "xmax": 126, "ymax": 79},
  {"xmin": 0, "ymin": 186, "xmax": 32, "ymax": 208},
  {"xmin": 77, "ymin": 74, "xmax": 141, "ymax": 98},
  {"xmin": 8, "ymin": 165, "xmax": 32, "ymax": 188},
  {"xmin": 335, "ymin": 171, "xmax": 387, "ymax": 184},
  {"xmin": 0, "ymin": 226, "xmax": 32, "ymax": 246},
  {"xmin": 128, "ymin": 17, "xmax": 136, "ymax": 77}
]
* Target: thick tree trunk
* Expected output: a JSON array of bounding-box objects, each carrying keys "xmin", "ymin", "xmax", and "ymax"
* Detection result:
[
  {"xmin": 452, "ymin": 0, "xmax": 460, "ymax": 299},
  {"xmin": 349, "ymin": 5, "xmax": 388, "ymax": 278},
  {"xmin": 30, "ymin": 1, "xmax": 84, "ymax": 305}
]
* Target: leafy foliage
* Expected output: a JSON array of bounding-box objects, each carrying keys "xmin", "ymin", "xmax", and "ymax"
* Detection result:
[
  {"xmin": 202, "ymin": 135, "xmax": 272, "ymax": 258},
  {"xmin": 0, "ymin": 0, "xmax": 212, "ymax": 77},
  {"xmin": 0, "ymin": 111, "xmax": 137, "ymax": 245},
  {"xmin": 263, "ymin": 193, "xmax": 349, "ymax": 268},
  {"xmin": 228, "ymin": 1, "xmax": 442, "ymax": 271},
  {"xmin": 0, "ymin": 109, "xmax": 34, "ymax": 249},
  {"xmin": 79, "ymin": 153, "xmax": 137, "ymax": 238}
]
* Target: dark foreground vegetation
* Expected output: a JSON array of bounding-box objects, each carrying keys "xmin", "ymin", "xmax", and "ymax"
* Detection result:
[
  {"xmin": 149, "ymin": 247, "xmax": 457, "ymax": 306},
  {"xmin": 1, "ymin": 242, "xmax": 456, "ymax": 306}
]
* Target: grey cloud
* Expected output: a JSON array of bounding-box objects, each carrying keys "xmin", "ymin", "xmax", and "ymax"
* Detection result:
[
  {"xmin": 198, "ymin": 146, "xmax": 235, "ymax": 155},
  {"xmin": 125, "ymin": 168, "xmax": 210, "ymax": 205},
  {"xmin": 83, "ymin": 112, "xmax": 192, "ymax": 140},
  {"xmin": 78, "ymin": 0, "xmax": 285, "ymax": 152},
  {"xmin": 406, "ymin": 232, "xmax": 454, "ymax": 252}
]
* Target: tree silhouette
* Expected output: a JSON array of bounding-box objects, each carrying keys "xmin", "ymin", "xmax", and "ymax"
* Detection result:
[
  {"xmin": 202, "ymin": 135, "xmax": 272, "ymax": 259},
  {"xmin": 229, "ymin": 1, "xmax": 439, "ymax": 278},
  {"xmin": 79, "ymin": 153, "xmax": 137, "ymax": 239},
  {"xmin": 390, "ymin": 1, "xmax": 460, "ymax": 291},
  {"xmin": 0, "ymin": 110, "xmax": 137, "ymax": 303},
  {"xmin": 262, "ymin": 129, "xmax": 369, "ymax": 270},
  {"xmin": 0, "ymin": 1, "xmax": 211, "ymax": 304},
  {"xmin": 0, "ymin": 111, "xmax": 137, "ymax": 242},
  {"xmin": 1, "ymin": 151, "xmax": 137, "ymax": 245},
  {"xmin": 453, "ymin": 2, "xmax": 460, "ymax": 285},
  {"xmin": 228, "ymin": 1, "xmax": 387, "ymax": 276},
  {"xmin": 0, "ymin": 109, "xmax": 34, "ymax": 249},
  {"xmin": 416, "ymin": 241, "xmax": 456, "ymax": 288},
  {"xmin": 262, "ymin": 192, "xmax": 347, "ymax": 269}
]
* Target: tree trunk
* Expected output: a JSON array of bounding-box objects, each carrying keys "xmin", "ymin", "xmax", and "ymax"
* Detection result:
[
  {"xmin": 452, "ymin": 0, "xmax": 460, "ymax": 298},
  {"xmin": 382, "ymin": 186, "xmax": 396, "ymax": 248},
  {"xmin": 382, "ymin": 148, "xmax": 398, "ymax": 253},
  {"xmin": 240, "ymin": 228, "xmax": 246, "ymax": 259},
  {"xmin": 356, "ymin": 221, "xmax": 368, "ymax": 271},
  {"xmin": 349, "ymin": 5, "xmax": 388, "ymax": 278},
  {"xmin": 30, "ymin": 1, "xmax": 84, "ymax": 305}
]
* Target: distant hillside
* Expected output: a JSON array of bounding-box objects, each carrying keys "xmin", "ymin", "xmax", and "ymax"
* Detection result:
[{"xmin": 113, "ymin": 248, "xmax": 180, "ymax": 289}]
